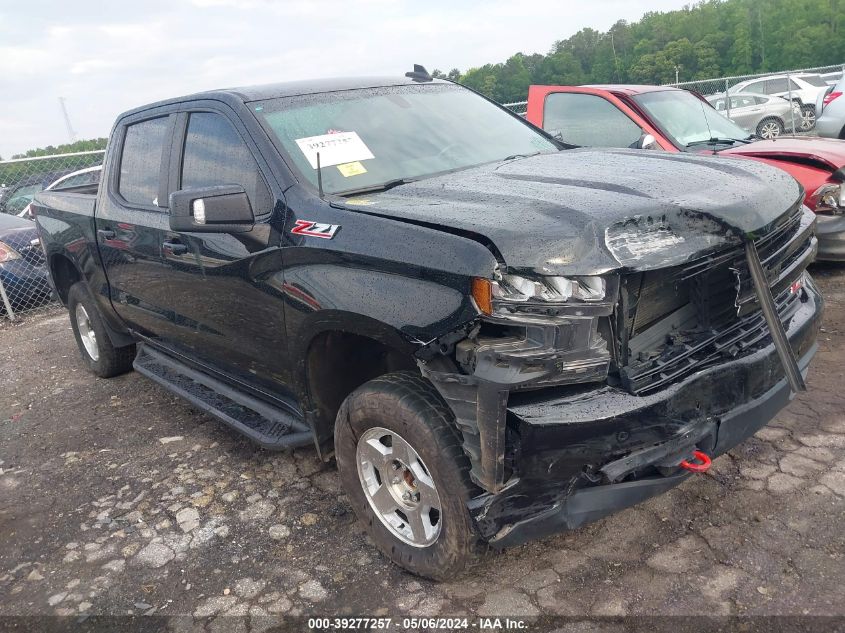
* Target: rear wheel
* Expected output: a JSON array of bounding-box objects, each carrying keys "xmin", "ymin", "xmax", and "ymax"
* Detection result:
[
  {"xmin": 756, "ymin": 117, "xmax": 784, "ymax": 139},
  {"xmin": 800, "ymin": 106, "xmax": 816, "ymax": 131},
  {"xmin": 335, "ymin": 371, "xmax": 481, "ymax": 580},
  {"xmin": 68, "ymin": 282, "xmax": 135, "ymax": 378}
]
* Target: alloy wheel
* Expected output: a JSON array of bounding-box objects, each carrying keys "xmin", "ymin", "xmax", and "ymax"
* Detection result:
[
  {"xmin": 800, "ymin": 109, "xmax": 816, "ymax": 130},
  {"xmin": 75, "ymin": 303, "xmax": 99, "ymax": 361},
  {"xmin": 356, "ymin": 426, "xmax": 442, "ymax": 547},
  {"xmin": 759, "ymin": 121, "xmax": 782, "ymax": 139}
]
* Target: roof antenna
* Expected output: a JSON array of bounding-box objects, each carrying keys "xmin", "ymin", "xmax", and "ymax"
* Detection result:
[
  {"xmin": 405, "ymin": 64, "xmax": 433, "ymax": 82},
  {"xmin": 696, "ymin": 93, "xmax": 717, "ymax": 155},
  {"xmin": 316, "ymin": 151, "xmax": 324, "ymax": 199}
]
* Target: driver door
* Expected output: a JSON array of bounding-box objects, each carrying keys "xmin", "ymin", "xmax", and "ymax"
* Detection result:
[
  {"xmin": 526, "ymin": 87, "xmax": 672, "ymax": 151},
  {"xmin": 157, "ymin": 106, "xmax": 295, "ymax": 397}
]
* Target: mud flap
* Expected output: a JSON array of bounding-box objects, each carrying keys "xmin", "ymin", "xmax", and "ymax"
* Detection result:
[{"xmin": 745, "ymin": 240, "xmax": 806, "ymax": 393}]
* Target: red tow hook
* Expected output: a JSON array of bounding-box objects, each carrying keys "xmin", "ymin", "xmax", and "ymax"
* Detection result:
[{"xmin": 679, "ymin": 450, "xmax": 712, "ymax": 473}]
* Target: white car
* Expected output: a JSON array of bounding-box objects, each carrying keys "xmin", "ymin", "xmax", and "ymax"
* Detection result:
[
  {"xmin": 707, "ymin": 92, "xmax": 802, "ymax": 138},
  {"xmin": 729, "ymin": 73, "xmax": 831, "ymax": 129},
  {"xmin": 18, "ymin": 166, "xmax": 101, "ymax": 219}
]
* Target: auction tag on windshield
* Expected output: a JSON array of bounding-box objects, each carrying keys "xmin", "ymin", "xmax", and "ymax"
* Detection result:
[
  {"xmin": 336, "ymin": 161, "xmax": 367, "ymax": 177},
  {"xmin": 295, "ymin": 132, "xmax": 374, "ymax": 169}
]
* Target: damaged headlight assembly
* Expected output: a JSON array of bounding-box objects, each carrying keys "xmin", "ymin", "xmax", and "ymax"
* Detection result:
[
  {"xmin": 813, "ymin": 169, "xmax": 845, "ymax": 216},
  {"xmin": 462, "ymin": 273, "xmax": 619, "ymax": 389},
  {"xmin": 811, "ymin": 182, "xmax": 843, "ymax": 216}
]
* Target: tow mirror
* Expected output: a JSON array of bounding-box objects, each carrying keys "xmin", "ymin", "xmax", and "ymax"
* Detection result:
[
  {"xmin": 168, "ymin": 185, "xmax": 254, "ymax": 233},
  {"xmin": 637, "ymin": 133, "xmax": 659, "ymax": 150}
]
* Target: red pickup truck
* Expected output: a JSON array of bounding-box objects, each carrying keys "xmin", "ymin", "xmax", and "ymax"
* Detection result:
[{"xmin": 526, "ymin": 84, "xmax": 845, "ymax": 260}]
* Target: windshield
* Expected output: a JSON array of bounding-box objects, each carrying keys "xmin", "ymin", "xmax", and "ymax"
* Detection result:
[
  {"xmin": 5, "ymin": 184, "xmax": 42, "ymax": 213},
  {"xmin": 252, "ymin": 83, "xmax": 558, "ymax": 195},
  {"xmin": 632, "ymin": 90, "xmax": 751, "ymax": 148}
]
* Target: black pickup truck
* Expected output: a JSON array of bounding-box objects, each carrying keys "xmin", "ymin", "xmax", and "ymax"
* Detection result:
[{"xmin": 33, "ymin": 68, "xmax": 822, "ymax": 579}]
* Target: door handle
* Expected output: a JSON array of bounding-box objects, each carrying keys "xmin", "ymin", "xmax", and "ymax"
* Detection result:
[
  {"xmin": 163, "ymin": 240, "xmax": 188, "ymax": 255},
  {"xmin": 97, "ymin": 229, "xmax": 115, "ymax": 240}
]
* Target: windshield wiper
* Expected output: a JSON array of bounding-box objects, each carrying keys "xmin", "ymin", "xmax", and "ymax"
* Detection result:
[
  {"xmin": 686, "ymin": 137, "xmax": 745, "ymax": 148},
  {"xmin": 335, "ymin": 178, "xmax": 416, "ymax": 197}
]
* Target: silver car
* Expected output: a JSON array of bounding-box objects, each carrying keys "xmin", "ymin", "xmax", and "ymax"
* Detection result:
[
  {"xmin": 707, "ymin": 93, "xmax": 802, "ymax": 139},
  {"xmin": 815, "ymin": 77, "xmax": 845, "ymax": 139}
]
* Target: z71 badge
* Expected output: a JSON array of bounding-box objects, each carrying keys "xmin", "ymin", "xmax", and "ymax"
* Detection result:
[{"xmin": 291, "ymin": 220, "xmax": 340, "ymax": 239}]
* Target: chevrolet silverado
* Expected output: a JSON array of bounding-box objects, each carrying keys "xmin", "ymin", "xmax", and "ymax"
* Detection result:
[{"xmin": 32, "ymin": 67, "xmax": 822, "ymax": 579}]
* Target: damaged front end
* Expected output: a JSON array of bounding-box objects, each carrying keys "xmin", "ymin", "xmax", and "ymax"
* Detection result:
[
  {"xmin": 419, "ymin": 272, "xmax": 619, "ymax": 493},
  {"xmin": 417, "ymin": 204, "xmax": 822, "ymax": 546}
]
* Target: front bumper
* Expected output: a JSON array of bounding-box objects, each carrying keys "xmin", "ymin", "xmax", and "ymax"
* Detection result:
[
  {"xmin": 815, "ymin": 214, "xmax": 845, "ymax": 261},
  {"xmin": 468, "ymin": 274, "xmax": 823, "ymax": 547}
]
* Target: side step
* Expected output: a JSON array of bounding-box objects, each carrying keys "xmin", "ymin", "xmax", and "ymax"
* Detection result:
[{"xmin": 133, "ymin": 345, "xmax": 313, "ymax": 449}]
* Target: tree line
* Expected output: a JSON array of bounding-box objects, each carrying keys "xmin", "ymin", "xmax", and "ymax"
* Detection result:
[
  {"xmin": 435, "ymin": 0, "xmax": 844, "ymax": 104},
  {"xmin": 0, "ymin": 139, "xmax": 107, "ymax": 188},
  {"xmin": 1, "ymin": 138, "xmax": 108, "ymax": 162}
]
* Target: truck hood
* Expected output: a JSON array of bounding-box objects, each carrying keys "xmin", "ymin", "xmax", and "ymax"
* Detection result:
[
  {"xmin": 340, "ymin": 148, "xmax": 803, "ymax": 276},
  {"xmin": 720, "ymin": 136, "xmax": 845, "ymax": 172}
]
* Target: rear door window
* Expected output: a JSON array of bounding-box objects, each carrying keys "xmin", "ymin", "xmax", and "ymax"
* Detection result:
[
  {"xmin": 543, "ymin": 92, "xmax": 642, "ymax": 148},
  {"xmin": 765, "ymin": 78, "xmax": 794, "ymax": 94},
  {"xmin": 180, "ymin": 112, "xmax": 271, "ymax": 214},
  {"xmin": 118, "ymin": 117, "xmax": 170, "ymax": 207},
  {"xmin": 799, "ymin": 75, "xmax": 829, "ymax": 87},
  {"xmin": 742, "ymin": 80, "xmax": 766, "ymax": 94}
]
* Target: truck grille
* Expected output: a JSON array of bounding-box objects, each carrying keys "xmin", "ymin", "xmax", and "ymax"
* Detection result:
[{"xmin": 618, "ymin": 206, "xmax": 814, "ymax": 395}]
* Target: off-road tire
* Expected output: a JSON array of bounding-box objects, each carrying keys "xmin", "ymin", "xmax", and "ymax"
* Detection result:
[
  {"xmin": 335, "ymin": 371, "xmax": 482, "ymax": 580},
  {"xmin": 68, "ymin": 282, "xmax": 135, "ymax": 378},
  {"xmin": 756, "ymin": 117, "xmax": 784, "ymax": 139}
]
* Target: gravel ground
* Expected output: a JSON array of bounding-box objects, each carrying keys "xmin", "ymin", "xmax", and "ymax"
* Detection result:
[{"xmin": 1, "ymin": 265, "xmax": 844, "ymax": 629}]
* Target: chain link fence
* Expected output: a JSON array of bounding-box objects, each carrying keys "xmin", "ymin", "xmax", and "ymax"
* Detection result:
[
  {"xmin": 665, "ymin": 64, "xmax": 845, "ymax": 138},
  {"xmin": 0, "ymin": 150, "xmax": 104, "ymax": 321},
  {"xmin": 503, "ymin": 100, "xmax": 528, "ymax": 116}
]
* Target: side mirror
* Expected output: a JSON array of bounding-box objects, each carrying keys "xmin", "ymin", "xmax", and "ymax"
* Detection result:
[
  {"xmin": 637, "ymin": 133, "xmax": 659, "ymax": 150},
  {"xmin": 169, "ymin": 185, "xmax": 254, "ymax": 233}
]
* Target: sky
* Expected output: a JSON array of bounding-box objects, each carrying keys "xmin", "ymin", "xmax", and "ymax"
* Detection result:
[{"xmin": 0, "ymin": 0, "xmax": 693, "ymax": 158}]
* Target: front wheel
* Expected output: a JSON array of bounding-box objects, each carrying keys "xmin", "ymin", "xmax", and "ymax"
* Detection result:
[
  {"xmin": 335, "ymin": 371, "xmax": 481, "ymax": 580},
  {"xmin": 67, "ymin": 282, "xmax": 135, "ymax": 378}
]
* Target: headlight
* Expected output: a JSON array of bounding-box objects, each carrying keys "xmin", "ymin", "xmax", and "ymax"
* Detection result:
[
  {"xmin": 0, "ymin": 241, "xmax": 21, "ymax": 263},
  {"xmin": 471, "ymin": 274, "xmax": 609, "ymax": 316},
  {"xmin": 812, "ymin": 182, "xmax": 843, "ymax": 215},
  {"xmin": 465, "ymin": 273, "xmax": 616, "ymax": 389},
  {"xmin": 495, "ymin": 274, "xmax": 605, "ymax": 303}
]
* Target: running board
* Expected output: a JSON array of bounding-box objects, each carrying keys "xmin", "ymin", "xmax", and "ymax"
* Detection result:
[{"xmin": 133, "ymin": 345, "xmax": 313, "ymax": 449}]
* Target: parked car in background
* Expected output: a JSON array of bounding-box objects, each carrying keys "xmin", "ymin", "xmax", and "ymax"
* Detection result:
[
  {"xmin": 526, "ymin": 84, "xmax": 845, "ymax": 259},
  {"xmin": 706, "ymin": 92, "xmax": 802, "ymax": 138},
  {"xmin": 0, "ymin": 170, "xmax": 75, "ymax": 215},
  {"xmin": 729, "ymin": 73, "xmax": 830, "ymax": 130},
  {"xmin": 18, "ymin": 166, "xmax": 102, "ymax": 219},
  {"xmin": 815, "ymin": 76, "xmax": 845, "ymax": 140},
  {"xmin": 0, "ymin": 213, "xmax": 52, "ymax": 311}
]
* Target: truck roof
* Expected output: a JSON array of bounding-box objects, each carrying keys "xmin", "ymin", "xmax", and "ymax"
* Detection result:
[
  {"xmin": 119, "ymin": 76, "xmax": 451, "ymax": 119},
  {"xmin": 583, "ymin": 84, "xmax": 679, "ymax": 95}
]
